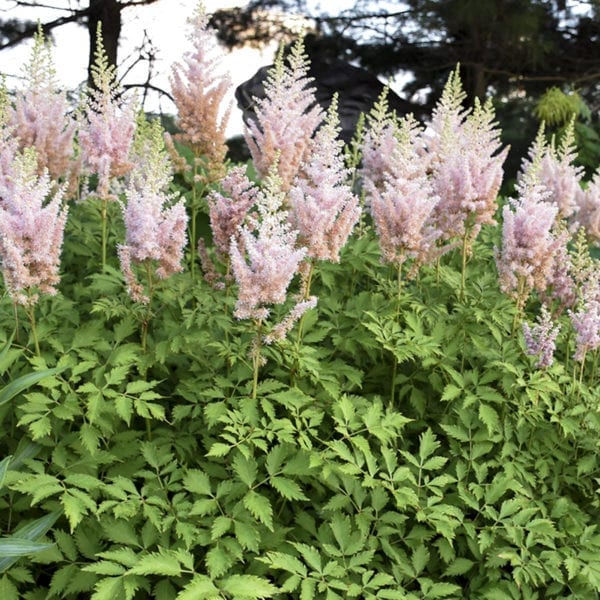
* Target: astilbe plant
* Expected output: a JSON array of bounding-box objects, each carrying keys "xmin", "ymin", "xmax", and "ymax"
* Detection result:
[
  {"xmin": 0, "ymin": 85, "xmax": 19, "ymax": 189},
  {"xmin": 168, "ymin": 0, "xmax": 231, "ymax": 183},
  {"xmin": 0, "ymin": 148, "xmax": 68, "ymax": 353},
  {"xmin": 362, "ymin": 113, "xmax": 440, "ymax": 286},
  {"xmin": 427, "ymin": 73, "xmax": 508, "ymax": 265},
  {"xmin": 523, "ymin": 304, "xmax": 561, "ymax": 369},
  {"xmin": 495, "ymin": 177, "xmax": 560, "ymax": 318},
  {"xmin": 574, "ymin": 170, "xmax": 600, "ymax": 245},
  {"xmin": 244, "ymin": 38, "xmax": 323, "ymax": 190},
  {"xmin": 519, "ymin": 121, "xmax": 583, "ymax": 221},
  {"xmin": 118, "ymin": 118, "xmax": 188, "ymax": 313},
  {"xmin": 78, "ymin": 25, "xmax": 137, "ymax": 201},
  {"xmin": 288, "ymin": 95, "xmax": 361, "ymax": 268},
  {"xmin": 8, "ymin": 25, "xmax": 78, "ymax": 192}
]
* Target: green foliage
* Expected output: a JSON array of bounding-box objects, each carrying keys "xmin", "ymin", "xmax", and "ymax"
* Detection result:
[{"xmin": 0, "ymin": 190, "xmax": 597, "ymax": 599}]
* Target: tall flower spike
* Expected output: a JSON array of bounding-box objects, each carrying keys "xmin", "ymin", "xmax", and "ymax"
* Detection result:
[
  {"xmin": 118, "ymin": 118, "xmax": 188, "ymax": 304},
  {"xmin": 495, "ymin": 175, "xmax": 560, "ymax": 310},
  {"xmin": 0, "ymin": 148, "xmax": 68, "ymax": 306},
  {"xmin": 430, "ymin": 93, "xmax": 508, "ymax": 245},
  {"xmin": 207, "ymin": 165, "xmax": 259, "ymax": 261},
  {"xmin": 574, "ymin": 171, "xmax": 600, "ymax": 246},
  {"xmin": 288, "ymin": 95, "xmax": 361, "ymax": 263},
  {"xmin": 569, "ymin": 272, "xmax": 600, "ymax": 362},
  {"xmin": 9, "ymin": 24, "xmax": 78, "ymax": 192},
  {"xmin": 245, "ymin": 38, "xmax": 324, "ymax": 190},
  {"xmin": 360, "ymin": 87, "xmax": 401, "ymax": 197},
  {"xmin": 79, "ymin": 24, "xmax": 137, "ymax": 200},
  {"xmin": 522, "ymin": 304, "xmax": 561, "ymax": 369},
  {"xmin": 365, "ymin": 114, "xmax": 441, "ymax": 274},
  {"xmin": 230, "ymin": 164, "xmax": 306, "ymax": 322},
  {"xmin": 0, "ymin": 82, "xmax": 19, "ymax": 190},
  {"xmin": 519, "ymin": 120, "xmax": 583, "ymax": 221},
  {"xmin": 169, "ymin": 1, "xmax": 232, "ymax": 182}
]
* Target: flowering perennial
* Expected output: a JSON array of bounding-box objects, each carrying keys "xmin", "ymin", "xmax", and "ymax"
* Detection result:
[
  {"xmin": 495, "ymin": 179, "xmax": 560, "ymax": 309},
  {"xmin": 364, "ymin": 114, "xmax": 440, "ymax": 273},
  {"xmin": 244, "ymin": 39, "xmax": 323, "ymax": 190},
  {"xmin": 569, "ymin": 274, "xmax": 600, "ymax": 362},
  {"xmin": 118, "ymin": 119, "xmax": 188, "ymax": 304},
  {"xmin": 169, "ymin": 2, "xmax": 231, "ymax": 181},
  {"xmin": 208, "ymin": 166, "xmax": 259, "ymax": 260},
  {"xmin": 230, "ymin": 169, "xmax": 306, "ymax": 321},
  {"xmin": 574, "ymin": 172, "xmax": 600, "ymax": 245},
  {"xmin": 519, "ymin": 122, "xmax": 583, "ymax": 221},
  {"xmin": 288, "ymin": 97, "xmax": 361, "ymax": 263},
  {"xmin": 79, "ymin": 25, "xmax": 137, "ymax": 200},
  {"xmin": 429, "ymin": 94, "xmax": 508, "ymax": 245},
  {"xmin": 0, "ymin": 148, "xmax": 68, "ymax": 306},
  {"xmin": 9, "ymin": 26, "xmax": 78, "ymax": 189},
  {"xmin": 522, "ymin": 305, "xmax": 561, "ymax": 369}
]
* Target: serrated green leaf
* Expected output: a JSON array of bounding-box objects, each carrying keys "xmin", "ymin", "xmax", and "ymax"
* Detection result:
[
  {"xmin": 184, "ymin": 469, "xmax": 212, "ymax": 495},
  {"xmin": 128, "ymin": 551, "xmax": 182, "ymax": 577},
  {"xmin": 270, "ymin": 476, "xmax": 308, "ymax": 501},
  {"xmin": 262, "ymin": 551, "xmax": 307, "ymax": 577},
  {"xmin": 419, "ymin": 429, "xmax": 440, "ymax": 462},
  {"xmin": 412, "ymin": 545, "xmax": 429, "ymax": 576},
  {"xmin": 91, "ymin": 576, "xmax": 123, "ymax": 600},
  {"xmin": 243, "ymin": 491, "xmax": 273, "ymax": 530},
  {"xmin": 234, "ymin": 519, "xmax": 260, "ymax": 552},
  {"xmin": 220, "ymin": 574, "xmax": 278, "ymax": 598},
  {"xmin": 211, "ymin": 516, "xmax": 232, "ymax": 540},
  {"xmin": 176, "ymin": 574, "xmax": 219, "ymax": 600},
  {"xmin": 205, "ymin": 544, "xmax": 232, "ymax": 579},
  {"xmin": 444, "ymin": 557, "xmax": 475, "ymax": 576},
  {"xmin": 0, "ymin": 575, "xmax": 18, "ymax": 600},
  {"xmin": 233, "ymin": 453, "xmax": 257, "ymax": 488},
  {"xmin": 479, "ymin": 403, "xmax": 500, "ymax": 435},
  {"xmin": 206, "ymin": 442, "xmax": 232, "ymax": 458}
]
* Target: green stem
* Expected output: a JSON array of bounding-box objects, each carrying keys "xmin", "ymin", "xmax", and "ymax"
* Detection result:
[
  {"xmin": 460, "ymin": 232, "xmax": 468, "ymax": 302},
  {"xmin": 390, "ymin": 262, "xmax": 403, "ymax": 404},
  {"xmin": 252, "ymin": 320, "xmax": 263, "ymax": 400},
  {"xmin": 512, "ymin": 278, "xmax": 527, "ymax": 336},
  {"xmin": 101, "ymin": 197, "xmax": 108, "ymax": 271},
  {"xmin": 141, "ymin": 262, "xmax": 155, "ymax": 353},
  {"xmin": 26, "ymin": 304, "xmax": 40, "ymax": 357}
]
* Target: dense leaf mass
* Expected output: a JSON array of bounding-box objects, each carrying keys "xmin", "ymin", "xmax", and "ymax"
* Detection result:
[{"xmin": 0, "ymin": 4, "xmax": 598, "ymax": 599}]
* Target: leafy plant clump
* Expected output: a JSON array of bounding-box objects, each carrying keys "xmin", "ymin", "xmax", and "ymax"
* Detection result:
[{"xmin": 0, "ymin": 4, "xmax": 598, "ymax": 600}]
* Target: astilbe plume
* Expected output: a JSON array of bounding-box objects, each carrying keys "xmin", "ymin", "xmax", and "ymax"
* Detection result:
[
  {"xmin": 0, "ymin": 85, "xmax": 19, "ymax": 189},
  {"xmin": 118, "ymin": 119, "xmax": 188, "ymax": 304},
  {"xmin": 9, "ymin": 26, "xmax": 78, "ymax": 191},
  {"xmin": 495, "ymin": 176, "xmax": 560, "ymax": 310},
  {"xmin": 169, "ymin": 1, "xmax": 231, "ymax": 182},
  {"xmin": 78, "ymin": 25, "xmax": 137, "ymax": 200},
  {"xmin": 429, "ymin": 79, "xmax": 508, "ymax": 246},
  {"xmin": 574, "ymin": 172, "xmax": 600, "ymax": 245},
  {"xmin": 0, "ymin": 148, "xmax": 68, "ymax": 306},
  {"xmin": 245, "ymin": 38, "xmax": 323, "ymax": 190},
  {"xmin": 208, "ymin": 165, "xmax": 259, "ymax": 260},
  {"xmin": 360, "ymin": 88, "xmax": 403, "ymax": 197},
  {"xmin": 288, "ymin": 96, "xmax": 361, "ymax": 263},
  {"xmin": 569, "ymin": 272, "xmax": 600, "ymax": 362},
  {"xmin": 522, "ymin": 304, "xmax": 561, "ymax": 369},
  {"xmin": 519, "ymin": 122, "xmax": 583, "ymax": 221},
  {"xmin": 229, "ymin": 168, "xmax": 307, "ymax": 323},
  {"xmin": 364, "ymin": 114, "xmax": 440, "ymax": 275}
]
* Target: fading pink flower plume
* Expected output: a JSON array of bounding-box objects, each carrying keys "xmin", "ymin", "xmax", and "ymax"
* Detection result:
[
  {"xmin": 363, "ymin": 114, "xmax": 440, "ymax": 274},
  {"xmin": 79, "ymin": 25, "xmax": 137, "ymax": 200},
  {"xmin": 523, "ymin": 304, "xmax": 561, "ymax": 369},
  {"xmin": 230, "ymin": 168, "xmax": 306, "ymax": 322},
  {"xmin": 569, "ymin": 273, "xmax": 600, "ymax": 362},
  {"xmin": 574, "ymin": 172, "xmax": 600, "ymax": 246},
  {"xmin": 8, "ymin": 25, "xmax": 78, "ymax": 192},
  {"xmin": 169, "ymin": 1, "xmax": 231, "ymax": 181},
  {"xmin": 244, "ymin": 38, "xmax": 324, "ymax": 190},
  {"xmin": 288, "ymin": 96, "xmax": 361, "ymax": 263},
  {"xmin": 0, "ymin": 148, "xmax": 68, "ymax": 306},
  {"xmin": 118, "ymin": 119, "xmax": 188, "ymax": 304}
]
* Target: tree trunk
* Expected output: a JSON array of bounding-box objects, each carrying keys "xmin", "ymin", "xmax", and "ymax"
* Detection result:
[{"xmin": 87, "ymin": 0, "xmax": 122, "ymax": 88}]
